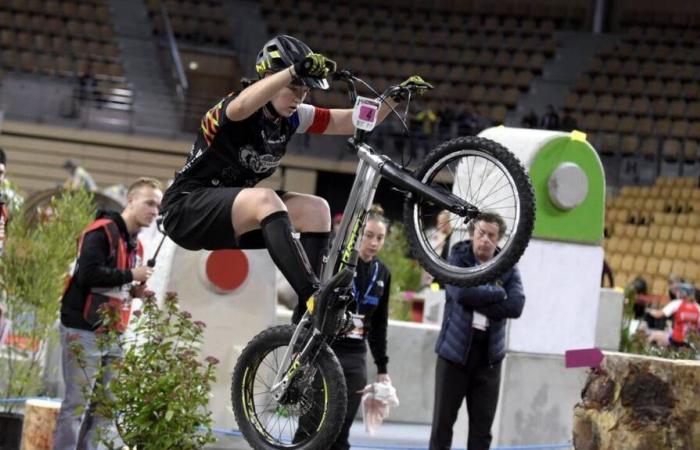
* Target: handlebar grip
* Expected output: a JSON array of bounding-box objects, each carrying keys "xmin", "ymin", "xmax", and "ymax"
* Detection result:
[{"xmin": 332, "ymin": 69, "xmax": 353, "ymax": 81}]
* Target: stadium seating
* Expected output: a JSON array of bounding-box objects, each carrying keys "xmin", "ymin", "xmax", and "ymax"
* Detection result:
[
  {"xmin": 258, "ymin": 0, "xmax": 577, "ymax": 121},
  {"xmin": 605, "ymin": 176, "xmax": 700, "ymax": 294},
  {"xmin": 146, "ymin": 0, "xmax": 231, "ymax": 47},
  {"xmin": 563, "ymin": 2, "xmax": 700, "ymax": 163},
  {"xmin": 0, "ymin": 0, "xmax": 131, "ymax": 111}
]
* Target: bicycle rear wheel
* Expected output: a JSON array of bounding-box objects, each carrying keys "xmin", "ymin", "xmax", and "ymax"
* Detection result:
[
  {"xmin": 403, "ymin": 136, "xmax": 535, "ymax": 286},
  {"xmin": 231, "ymin": 325, "xmax": 347, "ymax": 450}
]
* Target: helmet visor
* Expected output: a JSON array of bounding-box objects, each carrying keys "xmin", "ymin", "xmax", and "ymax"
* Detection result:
[{"xmin": 299, "ymin": 75, "xmax": 329, "ymax": 90}]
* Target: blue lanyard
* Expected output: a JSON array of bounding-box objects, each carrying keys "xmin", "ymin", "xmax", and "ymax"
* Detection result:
[{"xmin": 352, "ymin": 260, "xmax": 379, "ymax": 307}]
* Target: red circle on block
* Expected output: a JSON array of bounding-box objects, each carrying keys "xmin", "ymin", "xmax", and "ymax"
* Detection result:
[{"xmin": 205, "ymin": 249, "xmax": 249, "ymax": 292}]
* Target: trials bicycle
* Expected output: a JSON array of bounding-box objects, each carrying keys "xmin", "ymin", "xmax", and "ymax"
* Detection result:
[{"xmin": 231, "ymin": 70, "xmax": 535, "ymax": 450}]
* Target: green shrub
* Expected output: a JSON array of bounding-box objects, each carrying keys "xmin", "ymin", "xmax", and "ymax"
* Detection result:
[
  {"xmin": 0, "ymin": 189, "xmax": 94, "ymax": 412},
  {"xmin": 378, "ymin": 223, "xmax": 423, "ymax": 322},
  {"xmin": 71, "ymin": 291, "xmax": 218, "ymax": 450}
]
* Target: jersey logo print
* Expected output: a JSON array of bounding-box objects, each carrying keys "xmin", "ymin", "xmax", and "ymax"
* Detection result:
[{"xmin": 200, "ymin": 96, "xmax": 228, "ymax": 146}]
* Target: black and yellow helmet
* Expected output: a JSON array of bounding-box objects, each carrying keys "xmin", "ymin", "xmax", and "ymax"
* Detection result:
[{"xmin": 255, "ymin": 35, "xmax": 329, "ymax": 90}]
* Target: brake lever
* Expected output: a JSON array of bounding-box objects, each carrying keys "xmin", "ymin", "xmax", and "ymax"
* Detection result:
[{"xmin": 332, "ymin": 69, "xmax": 354, "ymax": 81}]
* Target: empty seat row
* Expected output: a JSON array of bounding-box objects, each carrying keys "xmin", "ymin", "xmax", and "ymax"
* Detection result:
[
  {"xmin": 576, "ymin": 114, "xmax": 700, "ymax": 138},
  {"xmin": 0, "ymin": 32, "xmax": 120, "ymax": 61},
  {"xmin": 608, "ymin": 252, "xmax": 700, "ymax": 283},
  {"xmin": 0, "ymin": 14, "xmax": 114, "ymax": 41},
  {"xmin": 608, "ymin": 210, "xmax": 700, "ymax": 227},
  {"xmin": 576, "ymin": 74, "xmax": 700, "ymax": 97},
  {"xmin": 272, "ymin": 15, "xmax": 557, "ymax": 54},
  {"xmin": 0, "ymin": 2, "xmax": 110, "ymax": 24},
  {"xmin": 0, "ymin": 50, "xmax": 124, "ymax": 80},
  {"xmin": 263, "ymin": 0, "xmax": 563, "ymax": 31},
  {"xmin": 566, "ymin": 94, "xmax": 700, "ymax": 118}
]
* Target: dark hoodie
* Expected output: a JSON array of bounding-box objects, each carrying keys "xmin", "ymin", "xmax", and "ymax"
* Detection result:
[{"xmin": 60, "ymin": 210, "xmax": 137, "ymax": 330}]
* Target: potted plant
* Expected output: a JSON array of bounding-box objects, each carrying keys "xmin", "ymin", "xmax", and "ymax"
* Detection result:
[
  {"xmin": 378, "ymin": 223, "xmax": 424, "ymax": 321},
  {"xmin": 71, "ymin": 291, "xmax": 219, "ymax": 449},
  {"xmin": 0, "ymin": 189, "xmax": 94, "ymax": 448}
]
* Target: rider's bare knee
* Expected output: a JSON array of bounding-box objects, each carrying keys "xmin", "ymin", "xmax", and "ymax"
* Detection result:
[{"xmin": 235, "ymin": 188, "xmax": 286, "ymax": 221}]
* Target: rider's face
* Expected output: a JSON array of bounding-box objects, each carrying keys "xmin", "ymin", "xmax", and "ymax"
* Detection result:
[{"xmin": 271, "ymin": 84, "xmax": 309, "ymax": 117}]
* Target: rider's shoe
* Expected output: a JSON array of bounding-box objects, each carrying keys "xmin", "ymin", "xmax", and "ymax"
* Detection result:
[{"xmin": 307, "ymin": 267, "xmax": 354, "ymax": 334}]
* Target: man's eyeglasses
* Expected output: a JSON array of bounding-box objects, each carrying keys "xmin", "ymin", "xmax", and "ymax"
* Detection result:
[{"xmin": 474, "ymin": 224, "xmax": 499, "ymax": 245}]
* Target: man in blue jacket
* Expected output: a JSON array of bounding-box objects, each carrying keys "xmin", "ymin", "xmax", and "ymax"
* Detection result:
[{"xmin": 429, "ymin": 212, "xmax": 526, "ymax": 450}]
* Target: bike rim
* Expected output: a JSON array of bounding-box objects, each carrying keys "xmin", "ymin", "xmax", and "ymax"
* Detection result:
[
  {"xmin": 241, "ymin": 346, "xmax": 329, "ymax": 447},
  {"xmin": 411, "ymin": 148, "xmax": 522, "ymax": 275}
]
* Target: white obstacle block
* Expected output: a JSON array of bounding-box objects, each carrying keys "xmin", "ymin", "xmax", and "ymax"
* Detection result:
[{"xmin": 165, "ymin": 245, "xmax": 277, "ymax": 429}]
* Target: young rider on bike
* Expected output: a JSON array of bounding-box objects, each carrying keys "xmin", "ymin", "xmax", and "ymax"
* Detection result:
[{"xmin": 161, "ymin": 35, "xmax": 430, "ymax": 317}]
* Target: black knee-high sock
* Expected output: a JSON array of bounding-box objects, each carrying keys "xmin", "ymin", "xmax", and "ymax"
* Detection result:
[
  {"xmin": 261, "ymin": 211, "xmax": 319, "ymax": 303},
  {"xmin": 292, "ymin": 232, "xmax": 331, "ymax": 323},
  {"xmin": 300, "ymin": 232, "xmax": 331, "ymax": 277}
]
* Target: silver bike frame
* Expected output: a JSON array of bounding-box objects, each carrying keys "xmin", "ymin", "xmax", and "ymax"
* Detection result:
[
  {"xmin": 270, "ymin": 142, "xmax": 386, "ymax": 397},
  {"xmin": 323, "ymin": 143, "xmax": 387, "ymax": 281}
]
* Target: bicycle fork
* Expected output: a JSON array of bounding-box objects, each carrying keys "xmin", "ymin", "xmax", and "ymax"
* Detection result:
[{"xmin": 269, "ymin": 325, "xmax": 325, "ymax": 402}]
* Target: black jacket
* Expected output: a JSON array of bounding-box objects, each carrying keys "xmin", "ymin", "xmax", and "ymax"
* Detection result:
[
  {"xmin": 435, "ymin": 240, "xmax": 525, "ymax": 366},
  {"xmin": 60, "ymin": 211, "xmax": 138, "ymax": 330},
  {"xmin": 332, "ymin": 257, "xmax": 391, "ymax": 373}
]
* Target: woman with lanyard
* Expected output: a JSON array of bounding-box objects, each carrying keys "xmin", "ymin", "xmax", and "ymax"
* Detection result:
[
  {"xmin": 292, "ymin": 206, "xmax": 393, "ymax": 447},
  {"xmin": 330, "ymin": 205, "xmax": 392, "ymax": 450}
]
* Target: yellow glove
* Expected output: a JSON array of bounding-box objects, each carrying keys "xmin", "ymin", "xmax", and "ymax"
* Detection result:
[{"xmin": 294, "ymin": 53, "xmax": 337, "ymax": 79}]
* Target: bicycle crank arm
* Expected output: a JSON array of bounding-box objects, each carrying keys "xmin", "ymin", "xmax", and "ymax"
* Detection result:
[{"xmin": 380, "ymin": 161, "xmax": 478, "ymax": 217}]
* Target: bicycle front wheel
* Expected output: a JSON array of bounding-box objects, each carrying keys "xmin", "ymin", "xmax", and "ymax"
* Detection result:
[
  {"xmin": 231, "ymin": 325, "xmax": 347, "ymax": 450},
  {"xmin": 403, "ymin": 136, "xmax": 535, "ymax": 286}
]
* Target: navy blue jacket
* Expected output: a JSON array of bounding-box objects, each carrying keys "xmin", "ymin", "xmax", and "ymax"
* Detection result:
[{"xmin": 435, "ymin": 240, "xmax": 526, "ymax": 366}]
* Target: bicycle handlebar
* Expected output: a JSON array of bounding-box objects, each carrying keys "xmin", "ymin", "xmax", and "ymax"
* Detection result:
[{"xmin": 331, "ymin": 69, "xmax": 419, "ymax": 139}]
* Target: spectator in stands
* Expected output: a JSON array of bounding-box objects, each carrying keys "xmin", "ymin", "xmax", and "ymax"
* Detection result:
[
  {"xmin": 77, "ymin": 63, "xmax": 99, "ymax": 107},
  {"xmin": 430, "ymin": 212, "xmax": 525, "ymax": 450},
  {"xmin": 53, "ymin": 178, "xmax": 162, "ymax": 450},
  {"xmin": 294, "ymin": 205, "xmax": 393, "ymax": 449},
  {"xmin": 601, "ymin": 258, "xmax": 614, "ymax": 287},
  {"xmin": 540, "ymin": 104, "xmax": 560, "ymax": 130},
  {"xmin": 416, "ymin": 104, "xmax": 439, "ymax": 137},
  {"xmin": 456, "ymin": 105, "xmax": 478, "ymax": 136},
  {"xmin": 646, "ymin": 282, "xmax": 700, "ymax": 348},
  {"xmin": 160, "ymin": 35, "xmax": 430, "ymax": 333},
  {"xmin": 437, "ymin": 100, "xmax": 456, "ymax": 139},
  {"xmin": 560, "ymin": 111, "xmax": 578, "ymax": 131},
  {"xmin": 520, "ymin": 109, "xmax": 539, "ymax": 128},
  {"xmin": 63, "ymin": 159, "xmax": 97, "ymax": 192}
]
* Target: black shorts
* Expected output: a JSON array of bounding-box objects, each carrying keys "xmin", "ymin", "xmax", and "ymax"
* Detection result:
[{"xmin": 162, "ymin": 187, "xmax": 286, "ymax": 251}]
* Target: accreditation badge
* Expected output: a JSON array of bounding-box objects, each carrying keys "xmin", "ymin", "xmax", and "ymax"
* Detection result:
[{"xmin": 345, "ymin": 313, "xmax": 365, "ymax": 339}]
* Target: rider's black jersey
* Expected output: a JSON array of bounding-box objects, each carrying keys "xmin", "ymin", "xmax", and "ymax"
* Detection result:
[{"xmin": 162, "ymin": 92, "xmax": 330, "ymax": 209}]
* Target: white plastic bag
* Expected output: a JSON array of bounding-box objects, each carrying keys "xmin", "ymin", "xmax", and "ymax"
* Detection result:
[{"xmin": 360, "ymin": 381, "xmax": 399, "ymax": 435}]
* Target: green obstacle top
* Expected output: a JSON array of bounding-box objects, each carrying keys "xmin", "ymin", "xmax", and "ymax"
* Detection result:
[{"xmin": 528, "ymin": 130, "xmax": 605, "ymax": 244}]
